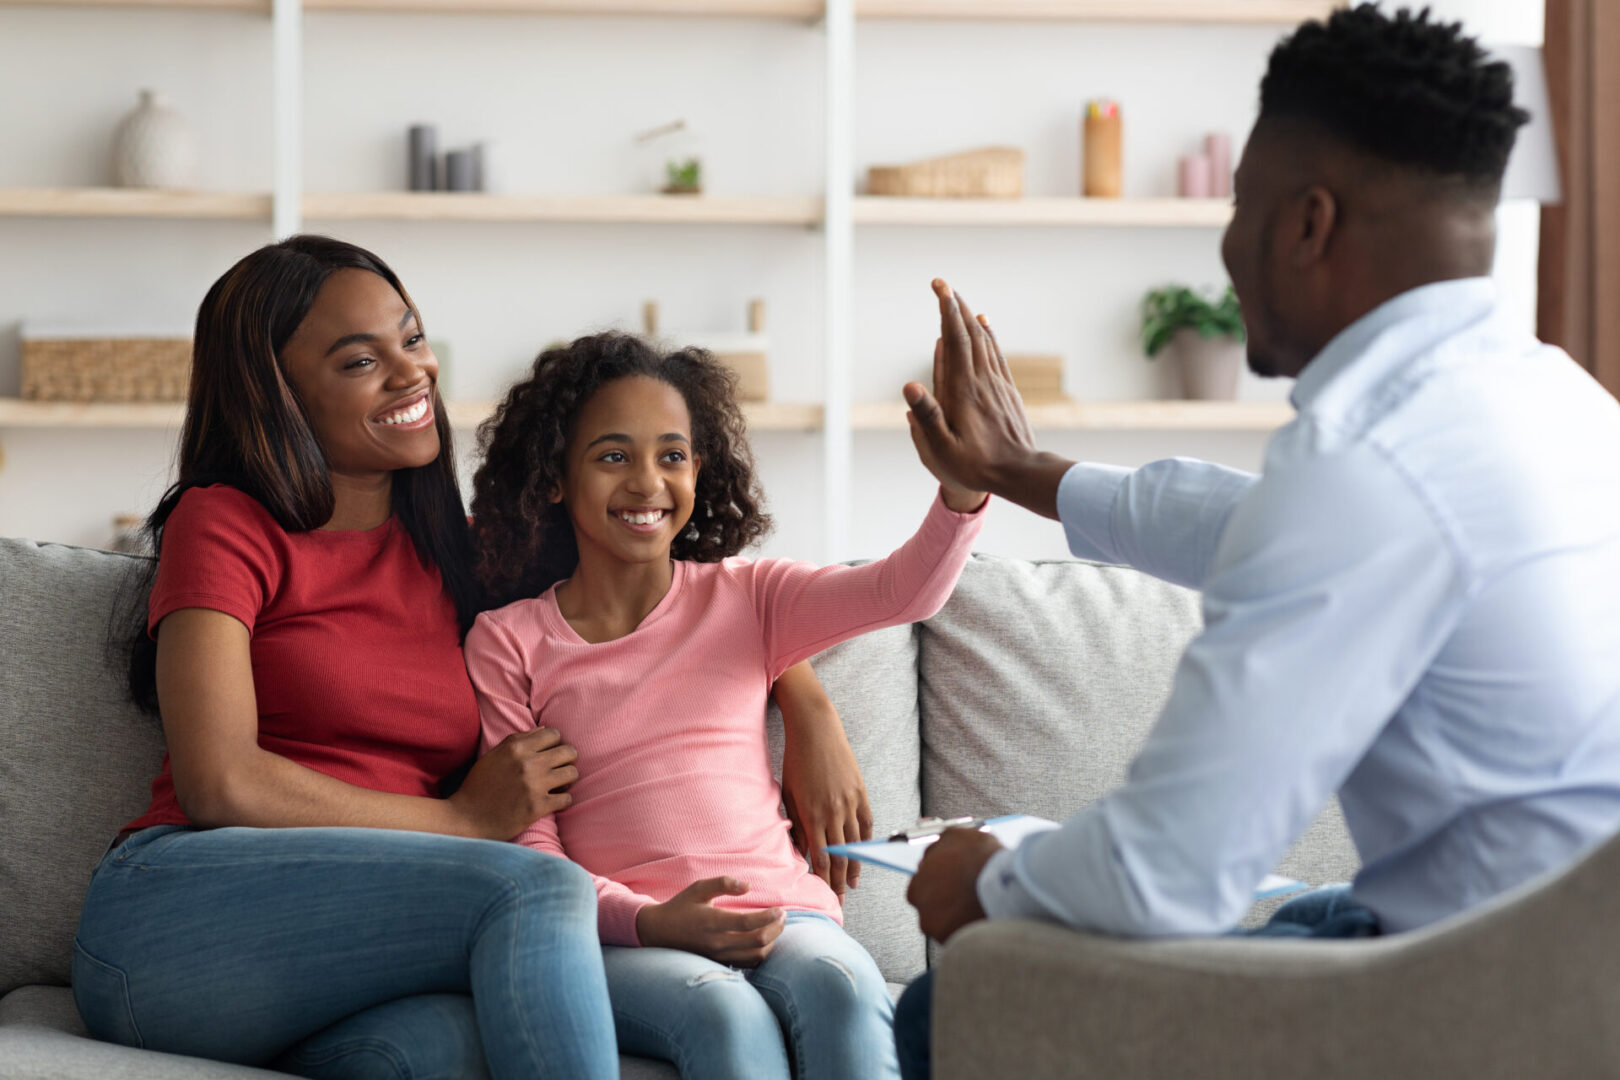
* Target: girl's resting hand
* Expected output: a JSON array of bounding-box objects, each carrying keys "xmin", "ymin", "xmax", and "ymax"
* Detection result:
[
  {"xmin": 776, "ymin": 666, "xmax": 874, "ymax": 900},
  {"xmin": 450, "ymin": 727, "xmax": 579, "ymax": 840},
  {"xmin": 635, "ymin": 877, "xmax": 786, "ymax": 967}
]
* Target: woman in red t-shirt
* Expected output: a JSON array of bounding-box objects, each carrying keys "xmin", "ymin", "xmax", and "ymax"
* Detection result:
[{"xmin": 71, "ymin": 235, "xmax": 872, "ymax": 1079}]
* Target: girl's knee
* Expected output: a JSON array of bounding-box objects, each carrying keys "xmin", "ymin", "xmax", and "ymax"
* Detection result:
[{"xmin": 679, "ymin": 967, "xmax": 779, "ymax": 1039}]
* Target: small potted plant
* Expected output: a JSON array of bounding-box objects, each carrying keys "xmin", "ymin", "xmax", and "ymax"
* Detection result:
[
  {"xmin": 663, "ymin": 157, "xmax": 703, "ymax": 196},
  {"xmin": 1140, "ymin": 283, "xmax": 1247, "ymax": 400}
]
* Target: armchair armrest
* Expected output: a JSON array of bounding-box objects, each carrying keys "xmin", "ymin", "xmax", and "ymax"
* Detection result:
[{"xmin": 932, "ymin": 898, "xmax": 1618, "ymax": 1079}]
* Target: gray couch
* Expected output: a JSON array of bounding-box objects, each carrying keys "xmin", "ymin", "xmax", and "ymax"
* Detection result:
[{"xmin": 1, "ymin": 537, "xmax": 1364, "ymax": 1079}]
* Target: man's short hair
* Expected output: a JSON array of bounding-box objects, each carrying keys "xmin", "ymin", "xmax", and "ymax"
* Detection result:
[{"xmin": 1260, "ymin": 4, "xmax": 1529, "ymax": 188}]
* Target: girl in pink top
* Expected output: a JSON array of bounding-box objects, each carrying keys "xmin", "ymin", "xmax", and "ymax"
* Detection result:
[{"xmin": 464, "ymin": 332, "xmax": 987, "ymax": 1080}]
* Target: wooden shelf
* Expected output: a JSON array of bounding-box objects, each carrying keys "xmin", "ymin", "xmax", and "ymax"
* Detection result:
[
  {"xmin": 0, "ymin": 187, "xmax": 271, "ymax": 220},
  {"xmin": 445, "ymin": 399, "xmax": 823, "ymax": 430},
  {"xmin": 303, "ymin": 192, "xmax": 823, "ymax": 226},
  {"xmin": 0, "ymin": 401, "xmax": 186, "ymax": 428},
  {"xmin": 0, "ymin": 190, "xmax": 1233, "ymax": 229},
  {"xmin": 0, "ymin": 398, "xmax": 826, "ymax": 432},
  {"xmin": 0, "ymin": 0, "xmax": 266, "ymax": 10},
  {"xmin": 2, "ymin": 0, "xmax": 1335, "ymax": 17},
  {"xmin": 856, "ymin": 0, "xmax": 1337, "ymax": 21},
  {"xmin": 855, "ymin": 196, "xmax": 1231, "ymax": 228},
  {"xmin": 851, "ymin": 399, "xmax": 1290, "ymax": 431},
  {"xmin": 306, "ymin": 0, "xmax": 820, "ymax": 14}
]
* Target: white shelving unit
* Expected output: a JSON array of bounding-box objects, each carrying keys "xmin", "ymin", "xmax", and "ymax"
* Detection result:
[{"xmin": 0, "ymin": 0, "xmax": 1331, "ymax": 556}]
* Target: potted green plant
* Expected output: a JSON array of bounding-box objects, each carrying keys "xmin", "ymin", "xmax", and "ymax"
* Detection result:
[
  {"xmin": 1140, "ymin": 283, "xmax": 1247, "ymax": 400},
  {"xmin": 663, "ymin": 158, "xmax": 703, "ymax": 195}
]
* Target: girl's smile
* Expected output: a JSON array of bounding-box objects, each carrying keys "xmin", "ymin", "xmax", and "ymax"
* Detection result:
[{"xmin": 613, "ymin": 507, "xmax": 671, "ymax": 533}]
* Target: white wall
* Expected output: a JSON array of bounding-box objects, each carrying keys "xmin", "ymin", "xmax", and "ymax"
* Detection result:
[{"xmin": 0, "ymin": 1, "xmax": 1545, "ymax": 561}]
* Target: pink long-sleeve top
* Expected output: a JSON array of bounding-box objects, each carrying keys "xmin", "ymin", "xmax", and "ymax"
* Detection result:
[{"xmin": 464, "ymin": 491, "xmax": 986, "ymax": 946}]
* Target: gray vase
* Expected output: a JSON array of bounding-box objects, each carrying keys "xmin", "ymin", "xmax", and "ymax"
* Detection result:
[
  {"xmin": 1167, "ymin": 327, "xmax": 1243, "ymax": 401},
  {"xmin": 112, "ymin": 90, "xmax": 199, "ymax": 189}
]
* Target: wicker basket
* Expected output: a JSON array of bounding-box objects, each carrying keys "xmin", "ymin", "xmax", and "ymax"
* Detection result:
[
  {"xmin": 21, "ymin": 336, "xmax": 192, "ymax": 402},
  {"xmin": 867, "ymin": 147, "xmax": 1025, "ymax": 199}
]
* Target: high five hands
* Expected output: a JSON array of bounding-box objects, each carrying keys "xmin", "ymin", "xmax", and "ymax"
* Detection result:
[{"xmin": 904, "ymin": 279, "xmax": 1071, "ymax": 521}]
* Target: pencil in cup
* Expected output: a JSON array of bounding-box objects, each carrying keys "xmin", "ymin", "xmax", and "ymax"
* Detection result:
[{"xmin": 1083, "ymin": 99, "xmax": 1123, "ymax": 199}]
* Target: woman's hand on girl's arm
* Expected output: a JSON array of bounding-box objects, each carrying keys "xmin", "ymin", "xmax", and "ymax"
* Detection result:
[
  {"xmin": 157, "ymin": 607, "xmax": 575, "ymax": 840},
  {"xmin": 635, "ymin": 877, "xmax": 786, "ymax": 967},
  {"xmin": 447, "ymin": 727, "xmax": 578, "ymax": 839},
  {"xmin": 775, "ymin": 662, "xmax": 873, "ymax": 900}
]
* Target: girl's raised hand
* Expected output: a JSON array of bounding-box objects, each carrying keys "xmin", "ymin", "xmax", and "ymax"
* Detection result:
[
  {"xmin": 635, "ymin": 878, "xmax": 787, "ymax": 968},
  {"xmin": 448, "ymin": 727, "xmax": 580, "ymax": 840}
]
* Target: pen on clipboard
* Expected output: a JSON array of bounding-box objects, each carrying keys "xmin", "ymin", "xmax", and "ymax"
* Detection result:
[{"xmin": 887, "ymin": 816, "xmax": 988, "ymax": 843}]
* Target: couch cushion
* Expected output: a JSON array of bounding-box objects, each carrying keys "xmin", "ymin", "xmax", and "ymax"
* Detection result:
[
  {"xmin": 0, "ymin": 985, "xmax": 684, "ymax": 1079},
  {"xmin": 0, "ymin": 540, "xmax": 165, "ymax": 998},
  {"xmin": 918, "ymin": 555, "xmax": 1359, "ymax": 914},
  {"xmin": 767, "ymin": 624, "xmax": 924, "ymax": 985},
  {"xmin": 0, "ymin": 986, "xmax": 285, "ymax": 1078}
]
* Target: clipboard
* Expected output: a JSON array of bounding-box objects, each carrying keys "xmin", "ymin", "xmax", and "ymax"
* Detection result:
[
  {"xmin": 825, "ymin": 813, "xmax": 1058, "ymax": 875},
  {"xmin": 826, "ymin": 813, "xmax": 1310, "ymax": 901}
]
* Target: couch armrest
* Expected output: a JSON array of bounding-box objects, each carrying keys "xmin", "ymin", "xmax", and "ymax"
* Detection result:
[{"xmin": 931, "ymin": 912, "xmax": 1616, "ymax": 1079}]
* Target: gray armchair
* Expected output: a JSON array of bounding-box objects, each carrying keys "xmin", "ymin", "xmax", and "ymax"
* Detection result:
[{"xmin": 934, "ymin": 825, "xmax": 1620, "ymax": 1078}]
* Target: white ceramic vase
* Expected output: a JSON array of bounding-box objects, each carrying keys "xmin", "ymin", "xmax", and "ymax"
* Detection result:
[
  {"xmin": 112, "ymin": 90, "xmax": 199, "ymax": 190},
  {"xmin": 1166, "ymin": 326, "xmax": 1243, "ymax": 401}
]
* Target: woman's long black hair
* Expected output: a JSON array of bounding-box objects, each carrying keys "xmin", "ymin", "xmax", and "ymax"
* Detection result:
[{"xmin": 119, "ymin": 235, "xmax": 482, "ymax": 714}]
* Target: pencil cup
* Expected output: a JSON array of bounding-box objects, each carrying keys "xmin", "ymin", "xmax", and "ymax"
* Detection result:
[
  {"xmin": 1083, "ymin": 101, "xmax": 1122, "ymax": 198},
  {"xmin": 1178, "ymin": 153, "xmax": 1211, "ymax": 198},
  {"xmin": 1205, "ymin": 132, "xmax": 1232, "ymax": 198}
]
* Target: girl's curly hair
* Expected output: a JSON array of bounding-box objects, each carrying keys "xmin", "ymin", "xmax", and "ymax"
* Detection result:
[{"xmin": 471, "ymin": 331, "xmax": 772, "ymax": 608}]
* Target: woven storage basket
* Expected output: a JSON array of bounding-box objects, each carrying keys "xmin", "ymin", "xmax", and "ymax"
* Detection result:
[
  {"xmin": 867, "ymin": 146, "xmax": 1025, "ymax": 198},
  {"xmin": 21, "ymin": 336, "xmax": 192, "ymax": 402}
]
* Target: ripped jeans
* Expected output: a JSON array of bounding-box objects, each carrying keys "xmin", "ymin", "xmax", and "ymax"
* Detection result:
[{"xmin": 603, "ymin": 910, "xmax": 899, "ymax": 1080}]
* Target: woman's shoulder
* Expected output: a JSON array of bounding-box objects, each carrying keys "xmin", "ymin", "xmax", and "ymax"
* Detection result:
[
  {"xmin": 161, "ymin": 483, "xmax": 285, "ymax": 566},
  {"xmin": 171, "ymin": 483, "xmax": 279, "ymax": 530}
]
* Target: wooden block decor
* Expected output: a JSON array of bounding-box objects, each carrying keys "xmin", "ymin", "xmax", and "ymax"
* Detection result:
[
  {"xmin": 713, "ymin": 350, "xmax": 770, "ymax": 402},
  {"xmin": 867, "ymin": 147, "xmax": 1025, "ymax": 199},
  {"xmin": 1007, "ymin": 352, "xmax": 1067, "ymax": 402},
  {"xmin": 21, "ymin": 336, "xmax": 191, "ymax": 402}
]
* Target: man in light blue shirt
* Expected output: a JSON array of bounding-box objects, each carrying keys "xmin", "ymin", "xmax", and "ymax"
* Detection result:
[{"xmin": 891, "ymin": 6, "xmax": 1620, "ymax": 1078}]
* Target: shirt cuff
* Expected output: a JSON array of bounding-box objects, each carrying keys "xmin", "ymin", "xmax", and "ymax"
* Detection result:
[
  {"xmin": 976, "ymin": 845, "xmax": 1051, "ymax": 922},
  {"xmin": 1056, "ymin": 463, "xmax": 1131, "ymax": 564},
  {"xmin": 599, "ymin": 895, "xmax": 653, "ymax": 947}
]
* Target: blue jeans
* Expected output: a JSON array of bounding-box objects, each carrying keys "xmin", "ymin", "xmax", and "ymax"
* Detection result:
[
  {"xmin": 605, "ymin": 910, "xmax": 899, "ymax": 1080},
  {"xmin": 893, "ymin": 885, "xmax": 1378, "ymax": 1080},
  {"xmin": 72, "ymin": 825, "xmax": 619, "ymax": 1080}
]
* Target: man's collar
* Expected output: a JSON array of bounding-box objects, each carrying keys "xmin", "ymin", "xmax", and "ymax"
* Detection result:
[{"xmin": 1290, "ymin": 278, "xmax": 1499, "ymax": 413}]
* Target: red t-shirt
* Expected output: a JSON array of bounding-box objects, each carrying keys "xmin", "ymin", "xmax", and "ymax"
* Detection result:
[{"xmin": 123, "ymin": 484, "xmax": 480, "ymax": 832}]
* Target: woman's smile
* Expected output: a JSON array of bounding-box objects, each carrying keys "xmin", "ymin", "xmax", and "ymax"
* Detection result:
[{"xmin": 372, "ymin": 388, "xmax": 435, "ymax": 430}]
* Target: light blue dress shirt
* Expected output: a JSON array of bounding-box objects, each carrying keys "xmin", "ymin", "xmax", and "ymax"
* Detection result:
[{"xmin": 977, "ymin": 278, "xmax": 1620, "ymax": 936}]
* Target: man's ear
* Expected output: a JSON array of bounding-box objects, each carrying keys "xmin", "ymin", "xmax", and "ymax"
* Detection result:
[{"xmin": 1292, "ymin": 184, "xmax": 1338, "ymax": 268}]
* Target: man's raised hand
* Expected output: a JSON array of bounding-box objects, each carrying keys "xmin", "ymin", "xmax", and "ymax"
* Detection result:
[{"xmin": 904, "ymin": 279, "xmax": 1071, "ymax": 521}]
